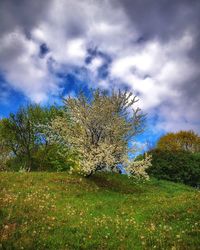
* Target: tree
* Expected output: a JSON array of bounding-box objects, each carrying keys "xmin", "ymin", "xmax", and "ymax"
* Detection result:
[
  {"xmin": 146, "ymin": 149, "xmax": 200, "ymax": 187},
  {"xmin": 157, "ymin": 130, "xmax": 200, "ymax": 153},
  {"xmin": 0, "ymin": 104, "xmax": 62, "ymax": 171},
  {"xmin": 49, "ymin": 89, "xmax": 145, "ymax": 176}
]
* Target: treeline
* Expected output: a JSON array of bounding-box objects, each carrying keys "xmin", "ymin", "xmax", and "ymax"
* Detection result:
[
  {"xmin": 1, "ymin": 89, "xmax": 199, "ymax": 186},
  {"xmin": 138, "ymin": 131, "xmax": 200, "ymax": 187}
]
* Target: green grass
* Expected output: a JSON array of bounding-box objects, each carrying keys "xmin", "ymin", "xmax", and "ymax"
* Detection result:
[{"xmin": 0, "ymin": 172, "xmax": 199, "ymax": 250}]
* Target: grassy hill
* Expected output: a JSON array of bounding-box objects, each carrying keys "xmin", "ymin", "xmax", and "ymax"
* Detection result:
[{"xmin": 0, "ymin": 172, "xmax": 199, "ymax": 250}]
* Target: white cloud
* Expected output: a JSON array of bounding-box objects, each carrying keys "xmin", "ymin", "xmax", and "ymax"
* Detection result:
[
  {"xmin": 86, "ymin": 57, "xmax": 104, "ymax": 79},
  {"xmin": 110, "ymin": 32, "xmax": 199, "ymax": 119},
  {"xmin": 66, "ymin": 39, "xmax": 86, "ymax": 60},
  {"xmin": 0, "ymin": 29, "xmax": 59, "ymax": 103}
]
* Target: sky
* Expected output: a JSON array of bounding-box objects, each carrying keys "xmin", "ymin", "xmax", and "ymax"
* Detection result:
[{"xmin": 0, "ymin": 0, "xmax": 200, "ymax": 147}]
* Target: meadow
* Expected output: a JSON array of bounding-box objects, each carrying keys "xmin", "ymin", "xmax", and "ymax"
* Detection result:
[{"xmin": 0, "ymin": 172, "xmax": 199, "ymax": 249}]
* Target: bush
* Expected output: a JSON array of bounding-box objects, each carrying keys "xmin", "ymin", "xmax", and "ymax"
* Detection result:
[
  {"xmin": 6, "ymin": 145, "xmax": 76, "ymax": 172},
  {"xmin": 6, "ymin": 156, "xmax": 30, "ymax": 172},
  {"xmin": 146, "ymin": 149, "xmax": 200, "ymax": 187},
  {"xmin": 31, "ymin": 145, "xmax": 68, "ymax": 172}
]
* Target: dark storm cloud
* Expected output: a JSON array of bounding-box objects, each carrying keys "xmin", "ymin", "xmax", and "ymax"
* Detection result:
[
  {"xmin": 0, "ymin": 0, "xmax": 52, "ymax": 36},
  {"xmin": 118, "ymin": 1, "xmax": 200, "ymax": 67},
  {"xmin": 117, "ymin": 0, "xmax": 200, "ymax": 41}
]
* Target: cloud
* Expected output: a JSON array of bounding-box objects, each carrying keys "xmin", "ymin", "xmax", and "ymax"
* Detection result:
[
  {"xmin": 110, "ymin": 32, "xmax": 199, "ymax": 111},
  {"xmin": 0, "ymin": 0, "xmax": 52, "ymax": 36},
  {"xmin": 0, "ymin": 0, "xmax": 199, "ymax": 133},
  {"xmin": 116, "ymin": 0, "xmax": 200, "ymax": 41},
  {"xmin": 87, "ymin": 57, "xmax": 104, "ymax": 73},
  {"xmin": 0, "ymin": 29, "xmax": 59, "ymax": 102}
]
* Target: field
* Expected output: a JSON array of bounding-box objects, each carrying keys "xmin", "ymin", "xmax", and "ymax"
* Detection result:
[{"xmin": 0, "ymin": 172, "xmax": 200, "ymax": 249}]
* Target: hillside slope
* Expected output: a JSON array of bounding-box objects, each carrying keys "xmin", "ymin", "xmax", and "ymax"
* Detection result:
[{"xmin": 0, "ymin": 172, "xmax": 200, "ymax": 249}]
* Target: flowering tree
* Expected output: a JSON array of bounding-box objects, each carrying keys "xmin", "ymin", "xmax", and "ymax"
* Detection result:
[
  {"xmin": 126, "ymin": 154, "xmax": 152, "ymax": 180},
  {"xmin": 49, "ymin": 89, "xmax": 148, "ymax": 177}
]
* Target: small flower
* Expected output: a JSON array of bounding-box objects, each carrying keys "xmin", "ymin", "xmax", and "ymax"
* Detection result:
[{"xmin": 151, "ymin": 223, "xmax": 155, "ymax": 230}]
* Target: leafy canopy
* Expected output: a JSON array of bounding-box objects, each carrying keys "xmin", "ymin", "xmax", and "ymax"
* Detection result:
[
  {"xmin": 0, "ymin": 104, "xmax": 64, "ymax": 171},
  {"xmin": 157, "ymin": 130, "xmax": 200, "ymax": 153}
]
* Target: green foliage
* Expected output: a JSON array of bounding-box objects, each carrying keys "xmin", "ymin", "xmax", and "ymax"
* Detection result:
[
  {"xmin": 147, "ymin": 149, "xmax": 200, "ymax": 187},
  {"xmin": 32, "ymin": 144, "xmax": 77, "ymax": 172},
  {"xmin": 0, "ymin": 104, "xmax": 72, "ymax": 172},
  {"xmin": 0, "ymin": 104, "xmax": 46, "ymax": 170},
  {"xmin": 0, "ymin": 172, "xmax": 199, "ymax": 249},
  {"xmin": 0, "ymin": 142, "xmax": 10, "ymax": 171}
]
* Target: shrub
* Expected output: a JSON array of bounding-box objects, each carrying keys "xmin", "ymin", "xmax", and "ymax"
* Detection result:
[
  {"xmin": 0, "ymin": 144, "xmax": 11, "ymax": 171},
  {"xmin": 6, "ymin": 144, "xmax": 75, "ymax": 172},
  {"xmin": 147, "ymin": 149, "xmax": 200, "ymax": 187},
  {"xmin": 32, "ymin": 145, "xmax": 75, "ymax": 172}
]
